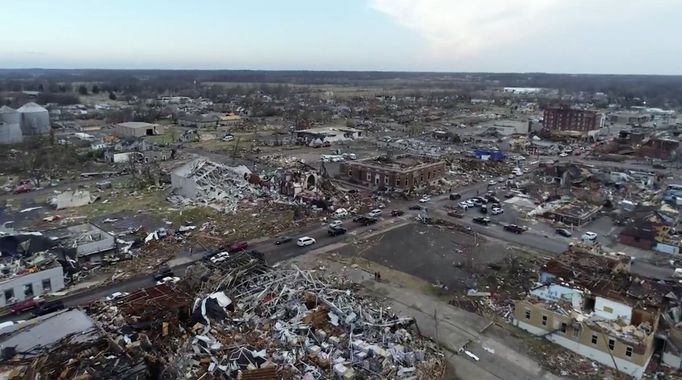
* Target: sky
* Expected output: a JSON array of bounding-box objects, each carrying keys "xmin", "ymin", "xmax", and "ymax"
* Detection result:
[{"xmin": 0, "ymin": 0, "xmax": 680, "ymax": 74}]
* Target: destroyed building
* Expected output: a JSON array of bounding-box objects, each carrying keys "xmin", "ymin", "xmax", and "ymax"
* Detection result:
[
  {"xmin": 339, "ymin": 154, "xmax": 446, "ymax": 190},
  {"xmin": 5, "ymin": 251, "xmax": 445, "ymax": 379},
  {"xmin": 45, "ymin": 223, "xmax": 116, "ymax": 264},
  {"xmin": 170, "ymin": 158, "xmax": 264, "ymax": 213},
  {"xmin": 513, "ymin": 251, "xmax": 658, "ymax": 379}
]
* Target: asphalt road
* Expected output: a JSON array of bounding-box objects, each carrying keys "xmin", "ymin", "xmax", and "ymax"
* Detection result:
[{"xmin": 3, "ymin": 163, "xmax": 674, "ymax": 320}]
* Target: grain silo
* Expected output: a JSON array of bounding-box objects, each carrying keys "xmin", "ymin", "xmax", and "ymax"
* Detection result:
[
  {"xmin": 16, "ymin": 102, "xmax": 50, "ymax": 135},
  {"xmin": 0, "ymin": 106, "xmax": 23, "ymax": 144}
]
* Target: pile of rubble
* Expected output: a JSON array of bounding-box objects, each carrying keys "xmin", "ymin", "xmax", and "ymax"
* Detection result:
[
  {"xmin": 16, "ymin": 252, "xmax": 444, "ymax": 379},
  {"xmin": 176, "ymin": 262, "xmax": 446, "ymax": 379}
]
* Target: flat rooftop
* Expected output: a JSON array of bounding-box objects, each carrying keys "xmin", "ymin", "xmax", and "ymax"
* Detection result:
[
  {"xmin": 117, "ymin": 121, "xmax": 156, "ymax": 129},
  {"xmin": 352, "ymin": 155, "xmax": 442, "ymax": 170}
]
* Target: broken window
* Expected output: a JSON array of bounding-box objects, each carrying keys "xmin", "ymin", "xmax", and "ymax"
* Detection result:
[
  {"xmin": 591, "ymin": 334, "xmax": 598, "ymax": 344},
  {"xmin": 560, "ymin": 322, "xmax": 567, "ymax": 333},
  {"xmin": 625, "ymin": 346, "xmax": 633, "ymax": 357},
  {"xmin": 366, "ymin": 172, "xmax": 371, "ymax": 181},
  {"xmin": 541, "ymin": 315, "xmax": 548, "ymax": 326},
  {"xmin": 525, "ymin": 309, "xmax": 531, "ymax": 319},
  {"xmin": 384, "ymin": 176, "xmax": 389, "ymax": 185},
  {"xmin": 24, "ymin": 283, "xmax": 33, "ymax": 297},
  {"xmin": 608, "ymin": 338, "xmax": 615, "ymax": 350},
  {"xmin": 396, "ymin": 178, "xmax": 401, "ymax": 187},
  {"xmin": 3, "ymin": 289, "xmax": 14, "ymax": 302},
  {"xmin": 42, "ymin": 279, "xmax": 52, "ymax": 292}
]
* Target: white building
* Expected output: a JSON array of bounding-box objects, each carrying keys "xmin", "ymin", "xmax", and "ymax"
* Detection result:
[{"xmin": 0, "ymin": 266, "xmax": 64, "ymax": 307}]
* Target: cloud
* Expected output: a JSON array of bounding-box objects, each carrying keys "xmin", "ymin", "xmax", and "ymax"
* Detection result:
[
  {"xmin": 369, "ymin": 0, "xmax": 557, "ymax": 58},
  {"xmin": 368, "ymin": 0, "xmax": 677, "ymax": 63}
]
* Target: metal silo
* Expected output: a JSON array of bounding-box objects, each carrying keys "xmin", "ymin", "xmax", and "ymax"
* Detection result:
[
  {"xmin": 17, "ymin": 102, "xmax": 51, "ymax": 135},
  {"xmin": 0, "ymin": 106, "xmax": 23, "ymax": 144}
]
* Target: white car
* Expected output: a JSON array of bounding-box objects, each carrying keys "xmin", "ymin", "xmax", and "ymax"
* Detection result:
[
  {"xmin": 458, "ymin": 201, "xmax": 469, "ymax": 209},
  {"xmin": 465, "ymin": 200, "xmax": 475, "ymax": 207},
  {"xmin": 156, "ymin": 276, "xmax": 181, "ymax": 285},
  {"xmin": 210, "ymin": 251, "xmax": 230, "ymax": 263},
  {"xmin": 559, "ymin": 152, "xmax": 568, "ymax": 157},
  {"xmin": 328, "ymin": 220, "xmax": 343, "ymax": 228},
  {"xmin": 222, "ymin": 135, "xmax": 235, "ymax": 142},
  {"xmin": 491, "ymin": 207, "xmax": 504, "ymax": 215},
  {"xmin": 368, "ymin": 209, "xmax": 382, "ymax": 218},
  {"xmin": 106, "ymin": 291, "xmax": 130, "ymax": 302},
  {"xmin": 333, "ymin": 208, "xmax": 349, "ymax": 218},
  {"xmin": 581, "ymin": 231, "xmax": 598, "ymax": 240},
  {"xmin": 297, "ymin": 236, "xmax": 316, "ymax": 247},
  {"xmin": 487, "ymin": 180, "xmax": 496, "ymax": 186},
  {"xmin": 419, "ymin": 196, "xmax": 431, "ymax": 203}
]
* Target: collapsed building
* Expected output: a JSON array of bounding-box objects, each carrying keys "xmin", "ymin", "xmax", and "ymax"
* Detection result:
[
  {"xmin": 170, "ymin": 158, "xmax": 264, "ymax": 213},
  {"xmin": 2, "ymin": 251, "xmax": 445, "ymax": 379},
  {"xmin": 512, "ymin": 251, "xmax": 658, "ymax": 379}
]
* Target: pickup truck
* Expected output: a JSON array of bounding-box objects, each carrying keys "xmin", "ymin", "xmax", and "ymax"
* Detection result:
[
  {"xmin": 503, "ymin": 224, "xmax": 525, "ymax": 234},
  {"xmin": 11, "ymin": 297, "xmax": 43, "ymax": 314}
]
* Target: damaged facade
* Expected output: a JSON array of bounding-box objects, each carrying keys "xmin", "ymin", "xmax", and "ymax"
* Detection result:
[
  {"xmin": 512, "ymin": 251, "xmax": 658, "ymax": 379},
  {"xmin": 340, "ymin": 154, "xmax": 446, "ymax": 190}
]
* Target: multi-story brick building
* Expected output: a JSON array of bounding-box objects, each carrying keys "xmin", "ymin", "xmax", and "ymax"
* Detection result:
[
  {"xmin": 339, "ymin": 155, "xmax": 446, "ymax": 190},
  {"xmin": 543, "ymin": 106, "xmax": 603, "ymax": 132}
]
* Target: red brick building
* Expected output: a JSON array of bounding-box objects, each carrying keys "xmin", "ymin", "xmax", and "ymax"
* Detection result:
[
  {"xmin": 543, "ymin": 106, "xmax": 603, "ymax": 132},
  {"xmin": 339, "ymin": 155, "xmax": 446, "ymax": 189}
]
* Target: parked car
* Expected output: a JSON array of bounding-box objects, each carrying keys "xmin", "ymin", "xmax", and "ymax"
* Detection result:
[
  {"xmin": 449, "ymin": 193, "xmax": 461, "ymax": 201},
  {"xmin": 328, "ymin": 220, "xmax": 343, "ymax": 228},
  {"xmin": 227, "ymin": 241, "xmax": 248, "ymax": 253},
  {"xmin": 555, "ymin": 228, "xmax": 572, "ymax": 237},
  {"xmin": 491, "ymin": 207, "xmax": 504, "ymax": 215},
  {"xmin": 390, "ymin": 210, "xmax": 404, "ymax": 217},
  {"xmin": 328, "ymin": 226, "xmax": 347, "ymax": 237},
  {"xmin": 296, "ymin": 236, "xmax": 316, "ymax": 247},
  {"xmin": 353, "ymin": 216, "xmax": 378, "ymax": 225},
  {"xmin": 503, "ymin": 224, "xmax": 525, "ymax": 234},
  {"xmin": 153, "ymin": 266, "xmax": 174, "ymax": 281},
  {"xmin": 581, "ymin": 231, "xmax": 598, "ymax": 240},
  {"xmin": 156, "ymin": 276, "xmax": 181, "ymax": 285},
  {"xmin": 419, "ymin": 196, "xmax": 431, "ymax": 203},
  {"xmin": 408, "ymin": 205, "xmax": 423, "ymax": 210},
  {"xmin": 105, "ymin": 292, "xmax": 130, "ymax": 302},
  {"xmin": 473, "ymin": 217, "xmax": 491, "ymax": 226},
  {"xmin": 33, "ymin": 300, "xmax": 65, "ymax": 317},
  {"xmin": 458, "ymin": 201, "xmax": 469, "ymax": 209},
  {"xmin": 13, "ymin": 180, "xmax": 33, "ymax": 194},
  {"xmin": 487, "ymin": 180, "xmax": 496, "ymax": 186},
  {"xmin": 447, "ymin": 210, "xmax": 463, "ymax": 218},
  {"xmin": 210, "ymin": 251, "xmax": 230, "ymax": 263},
  {"xmin": 471, "ymin": 198, "xmax": 483, "ymax": 207},
  {"xmin": 11, "ymin": 297, "xmax": 43, "ymax": 314},
  {"xmin": 480, "ymin": 205, "xmax": 488, "ymax": 214},
  {"xmin": 367, "ymin": 209, "xmax": 382, "ymax": 218},
  {"xmin": 274, "ymin": 236, "xmax": 293, "ymax": 245},
  {"xmin": 222, "ymin": 134, "xmax": 235, "ymax": 142},
  {"xmin": 333, "ymin": 208, "xmax": 349, "ymax": 218}
]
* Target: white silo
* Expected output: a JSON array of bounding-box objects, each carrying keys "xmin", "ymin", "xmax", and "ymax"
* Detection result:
[
  {"xmin": 17, "ymin": 102, "xmax": 51, "ymax": 135},
  {"xmin": 0, "ymin": 106, "xmax": 23, "ymax": 144}
]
